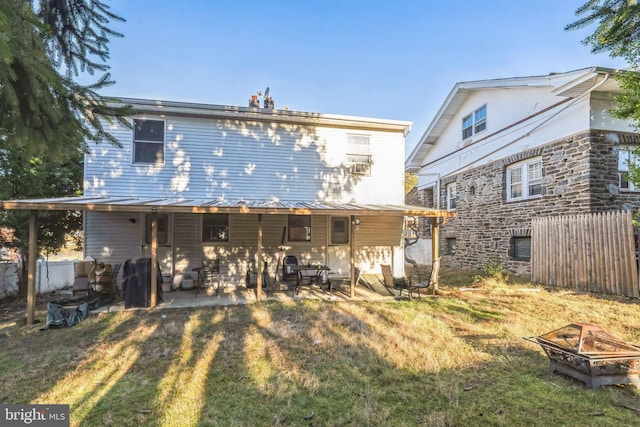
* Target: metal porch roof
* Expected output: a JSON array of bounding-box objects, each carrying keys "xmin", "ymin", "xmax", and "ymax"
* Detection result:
[{"xmin": 1, "ymin": 196, "xmax": 455, "ymax": 218}]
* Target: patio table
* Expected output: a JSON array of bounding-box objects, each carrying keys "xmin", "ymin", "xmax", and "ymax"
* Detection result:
[{"xmin": 290, "ymin": 265, "xmax": 330, "ymax": 295}]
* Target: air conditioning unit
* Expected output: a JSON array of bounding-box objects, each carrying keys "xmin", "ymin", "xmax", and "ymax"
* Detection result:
[{"xmin": 347, "ymin": 162, "xmax": 371, "ymax": 175}]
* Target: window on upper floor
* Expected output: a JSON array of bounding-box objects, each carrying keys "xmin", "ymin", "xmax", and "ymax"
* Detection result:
[
  {"xmin": 346, "ymin": 134, "xmax": 371, "ymax": 175},
  {"xmin": 506, "ymin": 157, "xmax": 543, "ymax": 202},
  {"xmin": 462, "ymin": 105, "xmax": 487, "ymax": 140},
  {"xmin": 618, "ymin": 147, "xmax": 640, "ymax": 192},
  {"xmin": 288, "ymin": 215, "xmax": 311, "ymax": 241},
  {"xmin": 133, "ymin": 118, "xmax": 165, "ymax": 164},
  {"xmin": 446, "ymin": 182, "xmax": 457, "ymax": 210},
  {"xmin": 202, "ymin": 214, "xmax": 229, "ymax": 243}
]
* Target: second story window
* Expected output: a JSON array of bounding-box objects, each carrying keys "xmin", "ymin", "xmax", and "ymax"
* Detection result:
[
  {"xmin": 506, "ymin": 157, "xmax": 543, "ymax": 201},
  {"xmin": 619, "ymin": 147, "xmax": 640, "ymax": 191},
  {"xmin": 462, "ymin": 105, "xmax": 487, "ymax": 140},
  {"xmin": 134, "ymin": 119, "xmax": 165, "ymax": 164},
  {"xmin": 346, "ymin": 134, "xmax": 371, "ymax": 175},
  {"xmin": 446, "ymin": 182, "xmax": 457, "ymax": 210}
]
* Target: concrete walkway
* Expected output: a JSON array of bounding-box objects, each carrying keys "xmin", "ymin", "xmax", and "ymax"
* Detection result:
[{"xmin": 93, "ymin": 282, "xmax": 397, "ymax": 313}]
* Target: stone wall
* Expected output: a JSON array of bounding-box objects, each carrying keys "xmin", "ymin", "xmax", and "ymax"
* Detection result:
[{"xmin": 414, "ymin": 130, "xmax": 640, "ymax": 276}]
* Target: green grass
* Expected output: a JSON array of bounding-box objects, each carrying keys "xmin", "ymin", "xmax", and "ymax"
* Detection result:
[{"xmin": 2, "ymin": 271, "xmax": 640, "ymax": 426}]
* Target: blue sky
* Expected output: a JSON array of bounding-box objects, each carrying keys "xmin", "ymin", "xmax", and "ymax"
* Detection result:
[{"xmin": 99, "ymin": 0, "xmax": 628, "ymax": 152}]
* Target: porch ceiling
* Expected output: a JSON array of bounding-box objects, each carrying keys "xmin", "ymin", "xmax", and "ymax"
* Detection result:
[{"xmin": 1, "ymin": 196, "xmax": 455, "ymax": 218}]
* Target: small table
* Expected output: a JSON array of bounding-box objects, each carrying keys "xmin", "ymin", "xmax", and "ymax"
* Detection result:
[{"xmin": 290, "ymin": 265, "xmax": 330, "ymax": 295}]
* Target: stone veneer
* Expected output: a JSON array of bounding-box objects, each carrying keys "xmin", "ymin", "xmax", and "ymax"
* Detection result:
[{"xmin": 414, "ymin": 130, "xmax": 640, "ymax": 276}]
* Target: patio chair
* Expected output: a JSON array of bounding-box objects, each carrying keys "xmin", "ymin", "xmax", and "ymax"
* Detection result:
[
  {"xmin": 282, "ymin": 255, "xmax": 298, "ymax": 283},
  {"xmin": 193, "ymin": 259, "xmax": 221, "ymax": 297},
  {"xmin": 408, "ymin": 258, "xmax": 440, "ymax": 298},
  {"xmin": 380, "ymin": 264, "xmax": 411, "ymax": 297}
]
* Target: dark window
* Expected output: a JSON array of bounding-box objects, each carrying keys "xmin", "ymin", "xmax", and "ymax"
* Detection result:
[
  {"xmin": 446, "ymin": 238, "xmax": 456, "ymax": 255},
  {"xmin": 330, "ymin": 217, "xmax": 349, "ymax": 244},
  {"xmin": 145, "ymin": 214, "xmax": 169, "ymax": 245},
  {"xmin": 202, "ymin": 214, "xmax": 229, "ymax": 242},
  {"xmin": 288, "ymin": 215, "xmax": 311, "ymax": 241},
  {"xmin": 134, "ymin": 119, "xmax": 165, "ymax": 164},
  {"xmin": 512, "ymin": 237, "xmax": 531, "ymax": 260}
]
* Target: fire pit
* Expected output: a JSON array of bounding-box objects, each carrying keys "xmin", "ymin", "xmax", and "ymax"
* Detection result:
[{"xmin": 525, "ymin": 323, "xmax": 640, "ymax": 389}]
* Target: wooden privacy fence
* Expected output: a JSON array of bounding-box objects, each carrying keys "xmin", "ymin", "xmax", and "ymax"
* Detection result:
[{"xmin": 531, "ymin": 211, "xmax": 639, "ymax": 298}]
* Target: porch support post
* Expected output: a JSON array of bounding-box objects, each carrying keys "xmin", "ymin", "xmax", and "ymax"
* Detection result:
[
  {"xmin": 150, "ymin": 211, "xmax": 158, "ymax": 307},
  {"xmin": 350, "ymin": 215, "xmax": 356, "ymax": 298},
  {"xmin": 26, "ymin": 210, "xmax": 38, "ymax": 326},
  {"xmin": 256, "ymin": 214, "xmax": 263, "ymax": 302},
  {"xmin": 431, "ymin": 217, "xmax": 440, "ymax": 294}
]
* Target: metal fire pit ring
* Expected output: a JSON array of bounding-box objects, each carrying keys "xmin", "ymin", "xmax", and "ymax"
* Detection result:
[{"xmin": 525, "ymin": 323, "xmax": 640, "ymax": 389}]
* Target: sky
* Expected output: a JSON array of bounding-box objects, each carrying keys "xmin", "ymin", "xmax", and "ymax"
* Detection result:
[{"xmin": 96, "ymin": 0, "xmax": 629, "ymax": 153}]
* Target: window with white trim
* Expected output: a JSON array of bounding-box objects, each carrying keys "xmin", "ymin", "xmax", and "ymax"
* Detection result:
[
  {"xmin": 133, "ymin": 118, "xmax": 165, "ymax": 164},
  {"xmin": 446, "ymin": 182, "xmax": 457, "ymax": 210},
  {"xmin": 462, "ymin": 105, "xmax": 487, "ymax": 140},
  {"xmin": 346, "ymin": 134, "xmax": 371, "ymax": 175},
  {"xmin": 619, "ymin": 147, "xmax": 640, "ymax": 192},
  {"xmin": 506, "ymin": 158, "xmax": 543, "ymax": 201}
]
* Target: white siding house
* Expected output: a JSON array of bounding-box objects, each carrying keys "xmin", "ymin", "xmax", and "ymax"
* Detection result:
[{"xmin": 2, "ymin": 98, "xmax": 453, "ymax": 301}]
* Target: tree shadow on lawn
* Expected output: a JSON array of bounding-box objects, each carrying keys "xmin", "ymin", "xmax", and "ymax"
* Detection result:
[{"xmin": 3, "ymin": 299, "xmax": 640, "ymax": 426}]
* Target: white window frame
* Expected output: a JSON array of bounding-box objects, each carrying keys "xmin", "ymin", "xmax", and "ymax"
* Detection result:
[
  {"xmin": 619, "ymin": 147, "xmax": 640, "ymax": 192},
  {"xmin": 506, "ymin": 157, "xmax": 543, "ymax": 202},
  {"xmin": 133, "ymin": 118, "xmax": 165, "ymax": 165},
  {"xmin": 462, "ymin": 105, "xmax": 487, "ymax": 140},
  {"xmin": 446, "ymin": 182, "xmax": 457, "ymax": 210},
  {"xmin": 346, "ymin": 134, "xmax": 371, "ymax": 175}
]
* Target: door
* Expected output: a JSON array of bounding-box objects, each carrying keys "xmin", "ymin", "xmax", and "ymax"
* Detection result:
[
  {"xmin": 327, "ymin": 216, "xmax": 350, "ymax": 277},
  {"xmin": 142, "ymin": 213, "xmax": 173, "ymax": 275}
]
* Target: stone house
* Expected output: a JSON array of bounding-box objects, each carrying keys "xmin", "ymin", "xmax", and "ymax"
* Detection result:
[{"xmin": 405, "ymin": 67, "xmax": 640, "ymax": 276}]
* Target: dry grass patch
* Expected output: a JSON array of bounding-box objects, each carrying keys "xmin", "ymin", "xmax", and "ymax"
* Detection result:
[{"xmin": 2, "ymin": 274, "xmax": 640, "ymax": 426}]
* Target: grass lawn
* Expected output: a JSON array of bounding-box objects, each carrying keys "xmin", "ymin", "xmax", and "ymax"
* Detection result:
[{"xmin": 2, "ymin": 269, "xmax": 640, "ymax": 426}]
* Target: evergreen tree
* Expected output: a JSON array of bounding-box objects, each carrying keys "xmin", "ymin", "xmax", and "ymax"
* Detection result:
[{"xmin": 0, "ymin": 0, "xmax": 132, "ymax": 294}]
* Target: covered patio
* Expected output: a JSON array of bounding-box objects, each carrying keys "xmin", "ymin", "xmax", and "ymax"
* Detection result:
[
  {"xmin": 92, "ymin": 279, "xmax": 397, "ymax": 314},
  {"xmin": 0, "ymin": 196, "xmax": 455, "ymax": 325}
]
